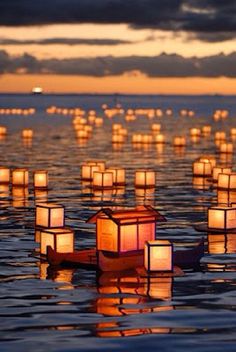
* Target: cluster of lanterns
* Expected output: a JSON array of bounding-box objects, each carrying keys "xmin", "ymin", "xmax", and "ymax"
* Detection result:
[
  {"xmin": 0, "ymin": 108, "xmax": 35, "ymax": 116},
  {"xmin": 0, "ymin": 167, "xmax": 48, "ymax": 188}
]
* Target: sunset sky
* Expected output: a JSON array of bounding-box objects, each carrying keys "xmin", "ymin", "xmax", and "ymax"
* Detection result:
[{"xmin": 1, "ymin": 1, "xmax": 236, "ymax": 94}]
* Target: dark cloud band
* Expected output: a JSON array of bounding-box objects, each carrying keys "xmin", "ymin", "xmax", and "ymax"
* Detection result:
[
  {"xmin": 0, "ymin": 38, "xmax": 133, "ymax": 46},
  {"xmin": 1, "ymin": 50, "xmax": 236, "ymax": 77},
  {"xmin": 1, "ymin": 1, "xmax": 236, "ymax": 42}
]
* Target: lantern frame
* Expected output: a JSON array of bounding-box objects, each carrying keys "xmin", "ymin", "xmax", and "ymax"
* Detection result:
[
  {"xmin": 35, "ymin": 203, "xmax": 65, "ymax": 228},
  {"xmin": 218, "ymin": 173, "xmax": 236, "ymax": 190},
  {"xmin": 0, "ymin": 167, "xmax": 10, "ymax": 184},
  {"xmin": 40, "ymin": 227, "xmax": 74, "ymax": 255},
  {"xmin": 144, "ymin": 240, "xmax": 173, "ymax": 273},
  {"xmin": 208, "ymin": 206, "xmax": 236, "ymax": 230},
  {"xmin": 12, "ymin": 168, "xmax": 29, "ymax": 186},
  {"xmin": 33, "ymin": 170, "xmax": 48, "ymax": 189},
  {"xmin": 135, "ymin": 170, "xmax": 156, "ymax": 188}
]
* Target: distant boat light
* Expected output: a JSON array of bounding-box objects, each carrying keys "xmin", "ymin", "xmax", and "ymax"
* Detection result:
[{"xmin": 32, "ymin": 87, "xmax": 43, "ymax": 94}]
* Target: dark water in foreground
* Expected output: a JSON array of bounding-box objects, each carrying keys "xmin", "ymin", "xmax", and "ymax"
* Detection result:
[{"xmin": 0, "ymin": 94, "xmax": 236, "ymax": 352}]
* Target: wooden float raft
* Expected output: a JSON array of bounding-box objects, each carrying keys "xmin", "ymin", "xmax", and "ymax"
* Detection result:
[
  {"xmin": 46, "ymin": 238, "xmax": 204, "ymax": 272},
  {"xmin": 194, "ymin": 223, "xmax": 236, "ymax": 234}
]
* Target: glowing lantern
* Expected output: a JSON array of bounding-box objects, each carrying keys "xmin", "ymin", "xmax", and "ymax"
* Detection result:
[
  {"xmin": 22, "ymin": 129, "xmax": 33, "ymax": 138},
  {"xmin": 144, "ymin": 240, "xmax": 173, "ymax": 272},
  {"xmin": 208, "ymin": 206, "xmax": 236, "ymax": 230},
  {"xmin": 132, "ymin": 134, "xmax": 142, "ymax": 143},
  {"xmin": 12, "ymin": 168, "xmax": 29, "ymax": 186},
  {"xmin": 198, "ymin": 155, "xmax": 216, "ymax": 168},
  {"xmin": 93, "ymin": 171, "xmax": 113, "ymax": 189},
  {"xmin": 81, "ymin": 164, "xmax": 100, "ymax": 180},
  {"xmin": 173, "ymin": 136, "xmax": 186, "ymax": 146},
  {"xmin": 218, "ymin": 173, "xmax": 236, "ymax": 190},
  {"xmin": 88, "ymin": 160, "xmax": 106, "ymax": 171},
  {"xmin": 217, "ymin": 190, "xmax": 236, "ymax": 206},
  {"xmin": 107, "ymin": 167, "xmax": 126, "ymax": 185},
  {"xmin": 212, "ymin": 167, "xmax": 231, "ymax": 182},
  {"xmin": 151, "ymin": 124, "xmax": 161, "ymax": 132},
  {"xmin": 135, "ymin": 170, "xmax": 155, "ymax": 188},
  {"xmin": 219, "ymin": 143, "xmax": 233, "ymax": 154},
  {"xmin": 192, "ymin": 161, "xmax": 212, "ymax": 177},
  {"xmin": 141, "ymin": 134, "xmax": 153, "ymax": 144},
  {"xmin": 33, "ymin": 170, "xmax": 48, "ymax": 188},
  {"xmin": 87, "ymin": 206, "xmax": 166, "ymax": 254},
  {"xmin": 190, "ymin": 128, "xmax": 201, "ymax": 137},
  {"xmin": 230, "ymin": 128, "xmax": 236, "ymax": 136},
  {"xmin": 202, "ymin": 125, "xmax": 211, "ymax": 135},
  {"xmin": 0, "ymin": 126, "xmax": 7, "ymax": 135},
  {"xmin": 112, "ymin": 134, "xmax": 124, "ymax": 143},
  {"xmin": 215, "ymin": 131, "xmax": 226, "ymax": 141},
  {"xmin": 35, "ymin": 203, "xmax": 65, "ymax": 228},
  {"xmin": 0, "ymin": 167, "xmax": 10, "ymax": 183},
  {"xmin": 40, "ymin": 228, "xmax": 74, "ymax": 255},
  {"xmin": 154, "ymin": 134, "xmax": 165, "ymax": 144}
]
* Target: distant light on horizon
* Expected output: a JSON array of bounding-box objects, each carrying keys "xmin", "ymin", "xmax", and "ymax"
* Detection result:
[{"xmin": 32, "ymin": 87, "xmax": 43, "ymax": 94}]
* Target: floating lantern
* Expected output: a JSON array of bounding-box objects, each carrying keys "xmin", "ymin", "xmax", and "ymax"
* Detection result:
[
  {"xmin": 217, "ymin": 190, "xmax": 236, "ymax": 206},
  {"xmin": 0, "ymin": 126, "xmax": 7, "ymax": 135},
  {"xmin": 173, "ymin": 136, "xmax": 186, "ymax": 146},
  {"xmin": 144, "ymin": 240, "xmax": 173, "ymax": 272},
  {"xmin": 151, "ymin": 124, "xmax": 161, "ymax": 132},
  {"xmin": 202, "ymin": 125, "xmax": 211, "ymax": 135},
  {"xmin": 12, "ymin": 168, "xmax": 29, "ymax": 186},
  {"xmin": 107, "ymin": 167, "xmax": 125, "ymax": 185},
  {"xmin": 81, "ymin": 164, "xmax": 100, "ymax": 180},
  {"xmin": 190, "ymin": 128, "xmax": 201, "ymax": 137},
  {"xmin": 192, "ymin": 161, "xmax": 212, "ymax": 177},
  {"xmin": 218, "ymin": 173, "xmax": 236, "ymax": 190},
  {"xmin": 93, "ymin": 171, "xmax": 113, "ymax": 189},
  {"xmin": 208, "ymin": 206, "xmax": 236, "ymax": 230},
  {"xmin": 142, "ymin": 134, "xmax": 153, "ymax": 144},
  {"xmin": 198, "ymin": 155, "xmax": 216, "ymax": 168},
  {"xmin": 40, "ymin": 227, "xmax": 74, "ymax": 255},
  {"xmin": 22, "ymin": 129, "xmax": 33, "ymax": 138},
  {"xmin": 215, "ymin": 131, "xmax": 226, "ymax": 141},
  {"xmin": 33, "ymin": 170, "xmax": 48, "ymax": 188},
  {"xmin": 87, "ymin": 206, "xmax": 165, "ymax": 254},
  {"xmin": 135, "ymin": 170, "xmax": 155, "ymax": 188},
  {"xmin": 212, "ymin": 167, "xmax": 231, "ymax": 182},
  {"xmin": 132, "ymin": 134, "xmax": 142, "ymax": 143},
  {"xmin": 112, "ymin": 135, "xmax": 124, "ymax": 143},
  {"xmin": 219, "ymin": 143, "xmax": 233, "ymax": 154},
  {"xmin": 87, "ymin": 160, "xmax": 106, "ymax": 171},
  {"xmin": 35, "ymin": 203, "xmax": 65, "ymax": 228},
  {"xmin": 0, "ymin": 167, "xmax": 10, "ymax": 183},
  {"xmin": 230, "ymin": 128, "xmax": 236, "ymax": 136},
  {"xmin": 154, "ymin": 134, "xmax": 165, "ymax": 144}
]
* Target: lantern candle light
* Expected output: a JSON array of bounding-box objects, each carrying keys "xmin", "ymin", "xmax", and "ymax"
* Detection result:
[
  {"xmin": 12, "ymin": 168, "xmax": 29, "ymax": 186},
  {"xmin": 40, "ymin": 228, "xmax": 74, "ymax": 255},
  {"xmin": 93, "ymin": 171, "xmax": 114, "ymax": 189},
  {"xmin": 218, "ymin": 173, "xmax": 236, "ymax": 190},
  {"xmin": 208, "ymin": 206, "xmax": 236, "ymax": 230},
  {"xmin": 144, "ymin": 240, "xmax": 173, "ymax": 272},
  {"xmin": 33, "ymin": 170, "xmax": 48, "ymax": 188},
  {"xmin": 36, "ymin": 203, "xmax": 65, "ymax": 228},
  {"xmin": 135, "ymin": 170, "xmax": 155, "ymax": 188},
  {"xmin": 0, "ymin": 167, "xmax": 10, "ymax": 183}
]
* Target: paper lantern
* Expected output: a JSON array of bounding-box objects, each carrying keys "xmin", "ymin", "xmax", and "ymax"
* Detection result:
[
  {"xmin": 144, "ymin": 240, "xmax": 173, "ymax": 272},
  {"xmin": 217, "ymin": 190, "xmax": 236, "ymax": 206},
  {"xmin": 12, "ymin": 168, "xmax": 29, "ymax": 186},
  {"xmin": 208, "ymin": 206, "xmax": 236, "ymax": 230},
  {"xmin": 218, "ymin": 173, "xmax": 236, "ymax": 190},
  {"xmin": 107, "ymin": 167, "xmax": 126, "ymax": 185},
  {"xmin": 0, "ymin": 167, "xmax": 10, "ymax": 183},
  {"xmin": 81, "ymin": 164, "xmax": 100, "ymax": 180},
  {"xmin": 112, "ymin": 134, "xmax": 124, "ymax": 143},
  {"xmin": 212, "ymin": 167, "xmax": 231, "ymax": 182},
  {"xmin": 87, "ymin": 160, "xmax": 106, "ymax": 171},
  {"xmin": 230, "ymin": 128, "xmax": 236, "ymax": 136},
  {"xmin": 87, "ymin": 206, "xmax": 165, "ymax": 254},
  {"xmin": 198, "ymin": 155, "xmax": 216, "ymax": 168},
  {"xmin": 215, "ymin": 131, "xmax": 226, "ymax": 141},
  {"xmin": 93, "ymin": 171, "xmax": 113, "ymax": 189},
  {"xmin": 36, "ymin": 203, "xmax": 65, "ymax": 228},
  {"xmin": 190, "ymin": 128, "xmax": 201, "ymax": 137},
  {"xmin": 33, "ymin": 170, "xmax": 48, "ymax": 188},
  {"xmin": 132, "ymin": 134, "xmax": 142, "ymax": 143},
  {"xmin": 219, "ymin": 143, "xmax": 233, "ymax": 154},
  {"xmin": 192, "ymin": 161, "xmax": 212, "ymax": 177},
  {"xmin": 151, "ymin": 124, "xmax": 161, "ymax": 132},
  {"xmin": 154, "ymin": 134, "xmax": 165, "ymax": 144},
  {"xmin": 173, "ymin": 136, "xmax": 186, "ymax": 146},
  {"xmin": 40, "ymin": 227, "xmax": 74, "ymax": 255},
  {"xmin": 141, "ymin": 134, "xmax": 153, "ymax": 144},
  {"xmin": 0, "ymin": 126, "xmax": 7, "ymax": 135},
  {"xmin": 135, "ymin": 170, "xmax": 155, "ymax": 188},
  {"xmin": 22, "ymin": 129, "xmax": 33, "ymax": 138},
  {"xmin": 202, "ymin": 125, "xmax": 211, "ymax": 135}
]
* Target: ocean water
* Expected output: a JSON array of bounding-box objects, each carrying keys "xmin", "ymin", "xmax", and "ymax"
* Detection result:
[{"xmin": 0, "ymin": 94, "xmax": 236, "ymax": 352}]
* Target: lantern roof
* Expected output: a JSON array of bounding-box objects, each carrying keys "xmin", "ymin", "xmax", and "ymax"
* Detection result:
[{"xmin": 86, "ymin": 205, "xmax": 166, "ymax": 225}]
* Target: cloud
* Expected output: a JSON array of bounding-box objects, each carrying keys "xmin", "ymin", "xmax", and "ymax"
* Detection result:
[
  {"xmin": 1, "ymin": 49, "xmax": 236, "ymax": 77},
  {"xmin": 0, "ymin": 37, "xmax": 133, "ymax": 46},
  {"xmin": 0, "ymin": 1, "xmax": 236, "ymax": 42}
]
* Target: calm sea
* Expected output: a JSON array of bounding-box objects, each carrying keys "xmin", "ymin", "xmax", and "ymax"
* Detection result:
[{"xmin": 0, "ymin": 94, "xmax": 236, "ymax": 352}]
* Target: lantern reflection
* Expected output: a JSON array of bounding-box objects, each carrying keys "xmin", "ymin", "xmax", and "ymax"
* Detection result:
[
  {"xmin": 208, "ymin": 233, "xmax": 236, "ymax": 254},
  {"xmin": 217, "ymin": 190, "xmax": 236, "ymax": 206},
  {"xmin": 192, "ymin": 177, "xmax": 211, "ymax": 190},
  {"xmin": 12, "ymin": 186, "xmax": 29, "ymax": 207}
]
